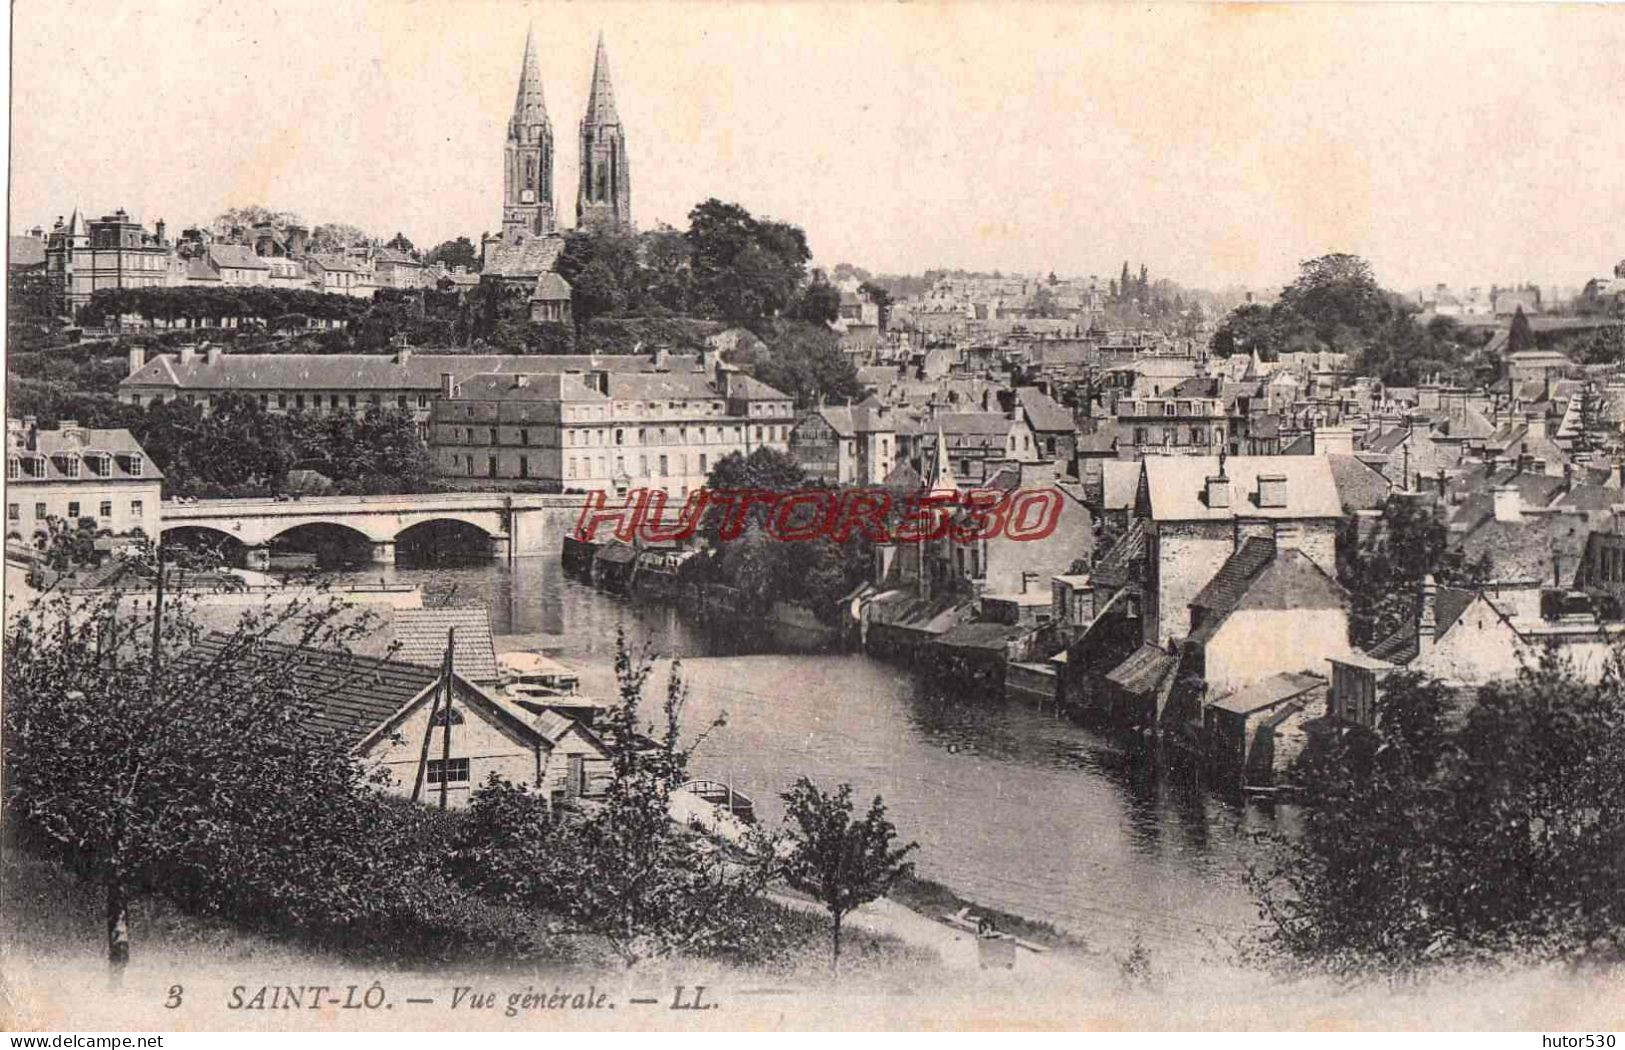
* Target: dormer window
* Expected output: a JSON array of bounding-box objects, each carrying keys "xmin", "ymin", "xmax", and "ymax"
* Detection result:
[
  {"xmin": 57, "ymin": 454, "xmax": 81, "ymax": 479},
  {"xmin": 1257, "ymin": 474, "xmax": 1288, "ymax": 508},
  {"xmin": 5, "ymin": 457, "xmax": 17, "ymax": 480},
  {"xmin": 86, "ymin": 453, "xmax": 111, "ymax": 478},
  {"xmin": 124, "ymin": 455, "xmax": 143, "ymax": 477}
]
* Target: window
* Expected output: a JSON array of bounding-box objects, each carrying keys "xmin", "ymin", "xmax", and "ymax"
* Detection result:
[
  {"xmin": 398, "ymin": 395, "xmax": 408, "ymax": 409},
  {"xmin": 34, "ymin": 503, "xmax": 46, "ymax": 519},
  {"xmin": 429, "ymin": 707, "xmax": 464, "ymax": 726},
  {"xmin": 658, "ymin": 455, "xmax": 668, "ymax": 477},
  {"xmin": 131, "ymin": 500, "xmax": 143, "ymax": 518},
  {"xmin": 60, "ymin": 455, "xmax": 80, "ymax": 479},
  {"xmin": 418, "ymin": 395, "xmax": 428, "ymax": 409},
  {"xmin": 488, "ymin": 455, "xmax": 498, "ymax": 478},
  {"xmin": 5, "ymin": 458, "xmax": 17, "ymax": 480},
  {"xmin": 259, "ymin": 394, "xmax": 270, "ymax": 409},
  {"xmin": 1164, "ymin": 403, "xmax": 1175, "ymax": 417},
  {"xmin": 67, "ymin": 501, "xmax": 80, "ymax": 519},
  {"xmin": 278, "ymin": 394, "xmax": 288, "ymax": 409},
  {"xmin": 127, "ymin": 455, "xmax": 142, "ymax": 477},
  {"xmin": 425, "ymin": 758, "xmax": 469, "ymax": 784},
  {"xmin": 639, "ymin": 455, "xmax": 648, "ymax": 475},
  {"xmin": 489, "ymin": 427, "xmax": 499, "ymax": 446},
  {"xmin": 699, "ymin": 453, "xmax": 708, "ymax": 473},
  {"xmin": 6, "ymin": 504, "xmax": 16, "ymax": 522},
  {"xmin": 520, "ymin": 428, "xmax": 529, "ymax": 446},
  {"xmin": 519, "ymin": 455, "xmax": 529, "ymax": 478},
  {"xmin": 1190, "ymin": 427, "xmax": 1203, "ymax": 444},
  {"xmin": 348, "ymin": 394, "xmax": 358, "ymax": 409},
  {"xmin": 331, "ymin": 395, "xmax": 341, "ymax": 409},
  {"xmin": 99, "ymin": 501, "xmax": 112, "ymax": 519}
]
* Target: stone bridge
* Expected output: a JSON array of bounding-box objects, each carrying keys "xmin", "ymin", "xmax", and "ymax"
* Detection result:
[{"xmin": 160, "ymin": 492, "xmax": 588, "ymax": 567}]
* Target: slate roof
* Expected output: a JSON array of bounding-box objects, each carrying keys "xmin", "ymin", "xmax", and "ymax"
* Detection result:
[
  {"xmin": 1367, "ymin": 586, "xmax": 1477, "ymax": 664},
  {"xmin": 1139, "ymin": 455, "xmax": 1344, "ymax": 521},
  {"xmin": 932, "ymin": 412, "xmax": 1017, "ymax": 436},
  {"xmin": 1327, "ymin": 452, "xmax": 1393, "ymax": 513},
  {"xmin": 1015, "ymin": 387, "xmax": 1075, "ymax": 433},
  {"xmin": 1191, "ymin": 537, "xmax": 1277, "ymax": 613},
  {"xmin": 607, "ymin": 371, "xmax": 720, "ymax": 401},
  {"xmin": 532, "ymin": 271, "xmax": 572, "ymax": 300},
  {"xmin": 452, "ymin": 372, "xmax": 608, "ymax": 402},
  {"xmin": 483, "ymin": 233, "xmax": 566, "ymax": 279},
  {"xmin": 185, "ymin": 633, "xmax": 436, "ymax": 749},
  {"xmin": 391, "ymin": 607, "xmax": 499, "ymax": 684},
  {"xmin": 723, "ymin": 374, "xmax": 791, "ymax": 401},
  {"xmin": 1455, "ymin": 511, "xmax": 1590, "ymax": 585},
  {"xmin": 1104, "ymin": 644, "xmax": 1178, "ymax": 697},
  {"xmin": 1089, "ymin": 519, "xmax": 1146, "ymax": 590},
  {"xmin": 7, "ymin": 425, "xmax": 164, "ymax": 481},
  {"xmin": 373, "ymin": 247, "xmax": 421, "ymax": 267},
  {"xmin": 122, "ymin": 351, "xmax": 703, "ymax": 392},
  {"xmin": 307, "ymin": 252, "xmax": 364, "ymax": 274},
  {"xmin": 1205, "ymin": 671, "xmax": 1324, "ymax": 716},
  {"xmin": 934, "ymin": 620, "xmax": 1029, "ymax": 653},
  {"xmin": 208, "ymin": 244, "xmax": 269, "ymax": 271},
  {"xmin": 1100, "ymin": 459, "xmax": 1141, "ymax": 512},
  {"xmin": 882, "ymin": 462, "xmax": 924, "ymax": 490}
]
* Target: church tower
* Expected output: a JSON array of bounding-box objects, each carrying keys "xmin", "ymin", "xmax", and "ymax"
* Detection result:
[
  {"xmin": 576, "ymin": 33, "xmax": 631, "ymax": 232},
  {"xmin": 503, "ymin": 27, "xmax": 556, "ymax": 239}
]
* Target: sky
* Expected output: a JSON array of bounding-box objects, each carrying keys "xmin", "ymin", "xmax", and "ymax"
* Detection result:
[{"xmin": 10, "ymin": 1, "xmax": 1624, "ymax": 295}]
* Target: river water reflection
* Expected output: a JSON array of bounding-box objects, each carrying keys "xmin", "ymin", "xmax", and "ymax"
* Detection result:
[{"xmin": 334, "ymin": 554, "xmax": 1276, "ymax": 957}]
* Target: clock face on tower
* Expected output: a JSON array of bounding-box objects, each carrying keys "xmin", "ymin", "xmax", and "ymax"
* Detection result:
[{"xmin": 521, "ymin": 190, "xmax": 536, "ymax": 204}]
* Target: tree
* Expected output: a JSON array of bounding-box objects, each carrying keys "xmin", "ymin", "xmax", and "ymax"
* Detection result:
[
  {"xmin": 791, "ymin": 276, "xmax": 841, "ymax": 325},
  {"xmin": 212, "ymin": 204, "xmax": 303, "ymax": 236},
  {"xmin": 730, "ymin": 321, "xmax": 861, "ymax": 407},
  {"xmin": 686, "ymin": 199, "xmax": 810, "ymax": 323},
  {"xmin": 1508, "ymin": 305, "xmax": 1536, "ymax": 356},
  {"xmin": 310, "ymin": 223, "xmax": 372, "ymax": 252},
  {"xmin": 450, "ymin": 632, "xmax": 771, "ymax": 966},
  {"xmin": 1253, "ymin": 664, "xmax": 1625, "ymax": 973},
  {"xmin": 424, "ymin": 236, "xmax": 480, "ymax": 272},
  {"xmin": 385, "ymin": 232, "xmax": 415, "ymax": 253},
  {"xmin": 857, "ymin": 281, "xmax": 893, "ymax": 331},
  {"xmin": 779, "ymin": 777, "xmax": 916, "ymax": 969},
  {"xmin": 2, "ymin": 538, "xmax": 379, "ymax": 969}
]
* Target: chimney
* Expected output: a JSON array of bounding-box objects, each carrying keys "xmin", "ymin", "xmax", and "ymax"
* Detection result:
[
  {"xmin": 1418, "ymin": 574, "xmax": 1439, "ymax": 656},
  {"xmin": 395, "ymin": 348, "xmax": 412, "ymax": 365},
  {"xmin": 1205, "ymin": 475, "xmax": 1230, "ymax": 509},
  {"xmin": 206, "ymin": 346, "xmax": 223, "ymax": 366},
  {"xmin": 513, "ymin": 375, "xmax": 530, "ymax": 389},
  {"xmin": 441, "ymin": 372, "xmax": 457, "ymax": 399},
  {"xmin": 127, "ymin": 347, "xmax": 146, "ymax": 376},
  {"xmin": 24, "ymin": 418, "xmax": 38, "ymax": 451},
  {"xmin": 1314, "ymin": 424, "xmax": 1354, "ymax": 457},
  {"xmin": 1257, "ymin": 473, "xmax": 1287, "ymax": 509},
  {"xmin": 1525, "ymin": 412, "xmax": 1547, "ymax": 441},
  {"xmin": 1492, "ymin": 484, "xmax": 1522, "ymax": 522},
  {"xmin": 651, "ymin": 345, "xmax": 668, "ymax": 369},
  {"xmin": 178, "ymin": 346, "xmax": 196, "ymax": 366},
  {"xmin": 154, "ymin": 219, "xmax": 166, "ymax": 244}
]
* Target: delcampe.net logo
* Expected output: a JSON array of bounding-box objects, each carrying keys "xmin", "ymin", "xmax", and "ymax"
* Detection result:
[{"xmin": 573, "ymin": 487, "xmax": 1067, "ymax": 545}]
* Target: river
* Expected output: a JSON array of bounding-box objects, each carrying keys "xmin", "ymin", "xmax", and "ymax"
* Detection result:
[{"xmin": 332, "ymin": 553, "xmax": 1279, "ymax": 959}]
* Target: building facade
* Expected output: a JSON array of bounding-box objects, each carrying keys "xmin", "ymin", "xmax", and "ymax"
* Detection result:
[
  {"xmin": 5, "ymin": 418, "xmax": 163, "ymax": 540},
  {"xmin": 45, "ymin": 209, "xmax": 172, "ymax": 317},
  {"xmin": 428, "ymin": 363, "xmax": 792, "ymax": 497}
]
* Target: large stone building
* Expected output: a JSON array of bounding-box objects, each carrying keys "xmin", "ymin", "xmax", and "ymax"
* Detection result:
[
  {"xmin": 482, "ymin": 29, "xmax": 632, "ymax": 296},
  {"xmin": 45, "ymin": 209, "xmax": 172, "ymax": 316},
  {"xmin": 5, "ymin": 418, "xmax": 163, "ymax": 540},
  {"xmin": 429, "ymin": 357, "xmax": 792, "ymax": 497},
  {"xmin": 117, "ymin": 346, "xmax": 717, "ymax": 434}
]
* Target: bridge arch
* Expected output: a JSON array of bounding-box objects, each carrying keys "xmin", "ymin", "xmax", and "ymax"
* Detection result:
[
  {"xmin": 395, "ymin": 517, "xmax": 502, "ymax": 566},
  {"xmin": 161, "ymin": 525, "xmax": 249, "ymax": 567},
  {"xmin": 267, "ymin": 521, "xmax": 380, "ymax": 569}
]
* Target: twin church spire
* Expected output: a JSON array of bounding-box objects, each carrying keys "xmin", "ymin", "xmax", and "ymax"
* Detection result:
[{"xmin": 501, "ymin": 28, "xmax": 630, "ymax": 240}]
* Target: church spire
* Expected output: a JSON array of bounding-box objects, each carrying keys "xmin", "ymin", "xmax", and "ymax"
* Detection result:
[
  {"xmin": 583, "ymin": 32, "xmax": 619, "ymax": 126},
  {"xmin": 927, "ymin": 425, "xmax": 958, "ymax": 494},
  {"xmin": 510, "ymin": 24, "xmax": 549, "ymax": 136},
  {"xmin": 577, "ymin": 32, "xmax": 631, "ymax": 231}
]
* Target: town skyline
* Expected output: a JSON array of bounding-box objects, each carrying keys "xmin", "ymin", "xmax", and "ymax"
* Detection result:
[{"xmin": 11, "ymin": 1, "xmax": 1625, "ymax": 295}]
